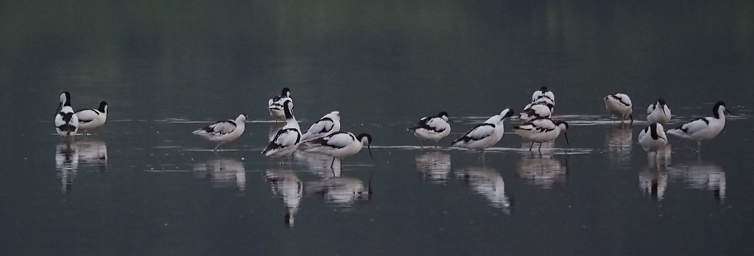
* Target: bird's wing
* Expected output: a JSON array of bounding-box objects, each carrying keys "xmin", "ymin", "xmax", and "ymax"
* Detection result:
[
  {"xmin": 425, "ymin": 118, "xmax": 448, "ymax": 132},
  {"xmin": 513, "ymin": 123, "xmax": 536, "ymax": 131},
  {"xmin": 203, "ymin": 120, "xmax": 237, "ymax": 135},
  {"xmin": 315, "ymin": 132, "xmax": 354, "ymax": 149},
  {"xmin": 531, "ymin": 118, "xmax": 557, "ymax": 129},
  {"xmin": 267, "ymin": 128, "xmax": 301, "ymax": 149},
  {"xmin": 615, "ymin": 94, "xmax": 632, "ymax": 106},
  {"xmin": 75, "ymin": 109, "xmax": 99, "ymax": 123},
  {"xmin": 457, "ymin": 123, "xmax": 495, "ymax": 142},
  {"xmin": 531, "ymin": 91, "xmax": 542, "ymax": 102},
  {"xmin": 678, "ymin": 118, "xmax": 710, "ymax": 135},
  {"xmin": 305, "ymin": 118, "xmax": 335, "ymax": 136}
]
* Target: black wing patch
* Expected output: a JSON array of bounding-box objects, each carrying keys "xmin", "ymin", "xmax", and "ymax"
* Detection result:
[
  {"xmin": 455, "ymin": 123, "xmax": 495, "ymax": 143},
  {"xmin": 610, "ymin": 94, "xmax": 631, "ymax": 107}
]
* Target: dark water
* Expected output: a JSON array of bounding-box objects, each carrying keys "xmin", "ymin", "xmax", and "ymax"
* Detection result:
[{"xmin": 2, "ymin": 1, "xmax": 754, "ymax": 255}]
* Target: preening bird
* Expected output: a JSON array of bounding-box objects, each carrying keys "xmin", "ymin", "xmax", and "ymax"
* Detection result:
[
  {"xmin": 513, "ymin": 117, "xmax": 569, "ymax": 152},
  {"xmin": 638, "ymin": 122, "xmax": 668, "ymax": 151},
  {"xmin": 263, "ymin": 100, "xmax": 302, "ymax": 158},
  {"xmin": 409, "ymin": 111, "xmax": 451, "ymax": 145},
  {"xmin": 604, "ymin": 93, "xmax": 632, "ymax": 123},
  {"xmin": 192, "ymin": 114, "xmax": 247, "ymax": 150},
  {"xmin": 646, "ymin": 98, "xmax": 672, "ymax": 124},
  {"xmin": 54, "ymin": 91, "xmax": 79, "ymax": 137},
  {"xmin": 268, "ymin": 88, "xmax": 293, "ymax": 120},
  {"xmin": 301, "ymin": 111, "xmax": 341, "ymax": 143}
]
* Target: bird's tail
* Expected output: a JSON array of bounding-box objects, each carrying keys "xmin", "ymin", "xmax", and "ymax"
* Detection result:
[
  {"xmin": 192, "ymin": 129, "xmax": 207, "ymax": 135},
  {"xmin": 666, "ymin": 128, "xmax": 688, "ymax": 138}
]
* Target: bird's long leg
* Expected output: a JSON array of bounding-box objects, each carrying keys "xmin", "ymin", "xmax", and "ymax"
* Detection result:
[
  {"xmin": 214, "ymin": 144, "xmax": 221, "ymax": 151},
  {"xmin": 538, "ymin": 143, "xmax": 543, "ymax": 154},
  {"xmin": 529, "ymin": 142, "xmax": 534, "ymax": 152}
]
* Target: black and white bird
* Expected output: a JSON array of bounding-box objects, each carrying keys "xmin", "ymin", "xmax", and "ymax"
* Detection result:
[
  {"xmin": 452, "ymin": 108, "xmax": 515, "ymax": 150},
  {"xmin": 638, "ymin": 123, "xmax": 668, "ymax": 151},
  {"xmin": 305, "ymin": 132, "xmax": 373, "ymax": 169},
  {"xmin": 263, "ymin": 100, "xmax": 302, "ymax": 158},
  {"xmin": 192, "ymin": 114, "xmax": 247, "ymax": 150},
  {"xmin": 409, "ymin": 111, "xmax": 451, "ymax": 145},
  {"xmin": 268, "ymin": 87, "xmax": 293, "ymax": 120},
  {"xmin": 54, "ymin": 91, "xmax": 79, "ymax": 137},
  {"xmin": 76, "ymin": 101, "xmax": 109, "ymax": 133},
  {"xmin": 301, "ymin": 111, "xmax": 341, "ymax": 143},
  {"xmin": 667, "ymin": 101, "xmax": 732, "ymax": 148},
  {"xmin": 646, "ymin": 98, "xmax": 672, "ymax": 124},
  {"xmin": 520, "ymin": 101, "xmax": 554, "ymax": 121},
  {"xmin": 513, "ymin": 118, "xmax": 569, "ymax": 152},
  {"xmin": 531, "ymin": 86, "xmax": 555, "ymax": 104},
  {"xmin": 604, "ymin": 93, "xmax": 633, "ymax": 123}
]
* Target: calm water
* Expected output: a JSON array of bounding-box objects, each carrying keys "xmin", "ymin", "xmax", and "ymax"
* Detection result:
[{"xmin": 2, "ymin": 0, "xmax": 754, "ymax": 255}]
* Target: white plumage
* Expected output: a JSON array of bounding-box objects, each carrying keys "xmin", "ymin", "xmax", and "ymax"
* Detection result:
[
  {"xmin": 301, "ymin": 111, "xmax": 341, "ymax": 143},
  {"xmin": 268, "ymin": 88, "xmax": 293, "ymax": 120},
  {"xmin": 305, "ymin": 131, "xmax": 373, "ymax": 168},
  {"xmin": 54, "ymin": 91, "xmax": 79, "ymax": 137},
  {"xmin": 531, "ymin": 86, "xmax": 555, "ymax": 103},
  {"xmin": 76, "ymin": 101, "xmax": 108, "ymax": 132},
  {"xmin": 638, "ymin": 123, "xmax": 668, "ymax": 151},
  {"xmin": 513, "ymin": 118, "xmax": 569, "ymax": 152},
  {"xmin": 410, "ymin": 111, "xmax": 451, "ymax": 143},
  {"xmin": 452, "ymin": 108, "xmax": 514, "ymax": 150},
  {"xmin": 667, "ymin": 101, "xmax": 731, "ymax": 146},
  {"xmin": 263, "ymin": 100, "xmax": 302, "ymax": 158},
  {"xmin": 646, "ymin": 98, "xmax": 672, "ymax": 124},
  {"xmin": 520, "ymin": 101, "xmax": 554, "ymax": 121},
  {"xmin": 604, "ymin": 93, "xmax": 633, "ymax": 122},
  {"xmin": 193, "ymin": 114, "xmax": 247, "ymax": 150}
]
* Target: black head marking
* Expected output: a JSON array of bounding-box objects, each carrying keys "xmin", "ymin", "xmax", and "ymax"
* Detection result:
[
  {"xmin": 503, "ymin": 108, "xmax": 515, "ymax": 118},
  {"xmin": 539, "ymin": 86, "xmax": 549, "ymax": 92},
  {"xmin": 657, "ymin": 98, "xmax": 667, "ymax": 106},
  {"xmin": 437, "ymin": 111, "xmax": 449, "ymax": 119},
  {"xmin": 713, "ymin": 101, "xmax": 727, "ymax": 118},
  {"xmin": 98, "ymin": 101, "xmax": 108, "ymax": 112},
  {"xmin": 357, "ymin": 133, "xmax": 373, "ymax": 144},
  {"xmin": 281, "ymin": 87, "xmax": 291, "ymax": 97}
]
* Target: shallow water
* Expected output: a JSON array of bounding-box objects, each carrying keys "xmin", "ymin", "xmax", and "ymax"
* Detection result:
[{"xmin": 3, "ymin": 0, "xmax": 754, "ymax": 255}]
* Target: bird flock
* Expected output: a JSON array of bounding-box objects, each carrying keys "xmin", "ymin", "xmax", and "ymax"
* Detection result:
[{"xmin": 54, "ymin": 87, "xmax": 732, "ymax": 163}]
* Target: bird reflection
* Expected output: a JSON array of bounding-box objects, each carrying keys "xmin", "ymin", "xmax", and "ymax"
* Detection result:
[
  {"xmin": 55, "ymin": 142, "xmax": 79, "ymax": 194},
  {"xmin": 294, "ymin": 151, "xmax": 337, "ymax": 177},
  {"xmin": 415, "ymin": 151, "xmax": 451, "ymax": 184},
  {"xmin": 667, "ymin": 161, "xmax": 726, "ymax": 202},
  {"xmin": 305, "ymin": 159, "xmax": 371, "ymax": 207},
  {"xmin": 265, "ymin": 169, "xmax": 303, "ymax": 227},
  {"xmin": 455, "ymin": 167, "xmax": 511, "ymax": 212},
  {"xmin": 55, "ymin": 140, "xmax": 108, "ymax": 194},
  {"xmin": 638, "ymin": 145, "xmax": 671, "ymax": 201},
  {"xmin": 605, "ymin": 126, "xmax": 632, "ymax": 167},
  {"xmin": 516, "ymin": 154, "xmax": 567, "ymax": 189},
  {"xmin": 193, "ymin": 158, "xmax": 246, "ymax": 191}
]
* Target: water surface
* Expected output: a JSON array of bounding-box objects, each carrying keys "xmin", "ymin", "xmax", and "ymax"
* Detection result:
[{"xmin": 2, "ymin": 1, "xmax": 754, "ymax": 255}]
